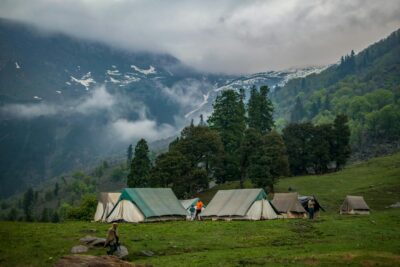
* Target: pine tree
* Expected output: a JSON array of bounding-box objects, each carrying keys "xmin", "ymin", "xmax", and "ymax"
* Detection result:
[
  {"xmin": 54, "ymin": 182, "xmax": 59, "ymax": 196},
  {"xmin": 240, "ymin": 128, "xmax": 262, "ymax": 188},
  {"xmin": 259, "ymin": 86, "xmax": 274, "ymax": 133},
  {"xmin": 127, "ymin": 139, "xmax": 151, "ymax": 187},
  {"xmin": 333, "ymin": 114, "xmax": 351, "ymax": 170},
  {"xmin": 208, "ymin": 89, "xmax": 246, "ymax": 181},
  {"xmin": 263, "ymin": 131, "xmax": 289, "ymax": 191},
  {"xmin": 127, "ymin": 144, "xmax": 133, "ymax": 166},
  {"xmin": 291, "ymin": 97, "xmax": 305, "ymax": 123},
  {"xmin": 247, "ymin": 86, "xmax": 261, "ymax": 130},
  {"xmin": 23, "ymin": 187, "xmax": 34, "ymax": 221},
  {"xmin": 40, "ymin": 208, "xmax": 50, "ymax": 222}
]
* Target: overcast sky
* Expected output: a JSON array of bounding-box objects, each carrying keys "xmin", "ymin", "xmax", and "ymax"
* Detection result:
[{"xmin": 1, "ymin": 0, "xmax": 399, "ymax": 74}]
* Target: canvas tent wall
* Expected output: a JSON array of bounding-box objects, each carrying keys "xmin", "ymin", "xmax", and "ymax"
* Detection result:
[
  {"xmin": 180, "ymin": 198, "xmax": 199, "ymax": 210},
  {"xmin": 298, "ymin": 195, "xmax": 325, "ymax": 216},
  {"xmin": 201, "ymin": 189, "xmax": 278, "ymax": 220},
  {"xmin": 106, "ymin": 188, "xmax": 187, "ymax": 223},
  {"xmin": 94, "ymin": 192, "xmax": 121, "ymax": 222},
  {"xmin": 180, "ymin": 197, "xmax": 199, "ymax": 219},
  {"xmin": 272, "ymin": 192, "xmax": 307, "ymax": 218},
  {"xmin": 340, "ymin": 195, "xmax": 370, "ymax": 215}
]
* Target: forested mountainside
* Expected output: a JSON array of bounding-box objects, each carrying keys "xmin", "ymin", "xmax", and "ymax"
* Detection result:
[
  {"xmin": 0, "ymin": 19, "xmax": 323, "ymax": 198},
  {"xmin": 271, "ymin": 29, "xmax": 400, "ymax": 155}
]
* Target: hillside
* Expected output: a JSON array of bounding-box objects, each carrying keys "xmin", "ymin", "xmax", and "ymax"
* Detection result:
[
  {"xmin": 0, "ymin": 18, "xmax": 324, "ymax": 198},
  {"xmin": 0, "ymin": 153, "xmax": 399, "ymax": 266},
  {"xmin": 271, "ymin": 28, "xmax": 400, "ymax": 154},
  {"xmin": 197, "ymin": 152, "xmax": 400, "ymax": 211}
]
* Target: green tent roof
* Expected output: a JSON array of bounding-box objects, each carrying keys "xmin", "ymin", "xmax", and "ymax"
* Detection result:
[{"xmin": 117, "ymin": 188, "xmax": 187, "ymax": 218}]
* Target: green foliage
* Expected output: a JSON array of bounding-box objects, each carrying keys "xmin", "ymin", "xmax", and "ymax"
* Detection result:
[
  {"xmin": 272, "ymin": 29, "xmax": 400, "ymax": 151},
  {"xmin": 208, "ymin": 89, "xmax": 246, "ymax": 181},
  {"xmin": 66, "ymin": 194, "xmax": 97, "ymax": 221},
  {"xmin": 111, "ymin": 166, "xmax": 126, "ymax": 182},
  {"xmin": 333, "ymin": 115, "xmax": 351, "ymax": 169},
  {"xmin": 40, "ymin": 208, "xmax": 51, "ymax": 222},
  {"xmin": 247, "ymin": 86, "xmax": 274, "ymax": 133},
  {"xmin": 263, "ymin": 131, "xmax": 290, "ymax": 183},
  {"xmin": 127, "ymin": 139, "xmax": 151, "ymax": 187},
  {"xmin": 7, "ymin": 208, "xmax": 18, "ymax": 221}
]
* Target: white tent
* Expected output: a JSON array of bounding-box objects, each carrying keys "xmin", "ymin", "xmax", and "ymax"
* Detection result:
[
  {"xmin": 201, "ymin": 189, "xmax": 278, "ymax": 220},
  {"xmin": 106, "ymin": 188, "xmax": 187, "ymax": 223},
  {"xmin": 180, "ymin": 198, "xmax": 199, "ymax": 219},
  {"xmin": 94, "ymin": 192, "xmax": 121, "ymax": 222}
]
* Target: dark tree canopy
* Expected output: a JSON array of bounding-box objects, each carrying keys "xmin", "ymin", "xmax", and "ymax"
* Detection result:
[{"xmin": 127, "ymin": 139, "xmax": 151, "ymax": 187}]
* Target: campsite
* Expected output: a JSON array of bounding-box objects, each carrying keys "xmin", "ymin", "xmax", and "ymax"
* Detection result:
[{"xmin": 0, "ymin": 153, "xmax": 399, "ymax": 266}]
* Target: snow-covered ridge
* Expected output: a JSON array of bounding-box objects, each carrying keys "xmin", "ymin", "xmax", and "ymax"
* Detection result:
[
  {"xmin": 70, "ymin": 72, "xmax": 96, "ymax": 90},
  {"xmin": 131, "ymin": 65, "xmax": 156, "ymax": 75},
  {"xmin": 184, "ymin": 93, "xmax": 210, "ymax": 118},
  {"xmin": 15, "ymin": 62, "xmax": 21, "ymax": 69}
]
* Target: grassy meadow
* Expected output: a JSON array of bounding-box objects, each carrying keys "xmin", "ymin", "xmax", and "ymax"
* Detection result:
[{"xmin": 0, "ymin": 153, "xmax": 399, "ymax": 266}]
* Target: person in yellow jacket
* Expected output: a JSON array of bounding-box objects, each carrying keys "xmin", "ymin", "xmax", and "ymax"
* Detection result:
[{"xmin": 104, "ymin": 223, "xmax": 119, "ymax": 255}]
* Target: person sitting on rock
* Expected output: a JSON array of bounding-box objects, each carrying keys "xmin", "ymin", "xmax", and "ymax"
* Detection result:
[{"xmin": 104, "ymin": 223, "xmax": 119, "ymax": 255}]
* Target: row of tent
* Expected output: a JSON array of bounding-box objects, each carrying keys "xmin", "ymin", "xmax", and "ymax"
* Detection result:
[{"xmin": 94, "ymin": 188, "xmax": 370, "ymax": 223}]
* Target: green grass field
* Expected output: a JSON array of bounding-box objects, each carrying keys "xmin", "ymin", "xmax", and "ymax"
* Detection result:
[{"xmin": 1, "ymin": 153, "xmax": 399, "ymax": 266}]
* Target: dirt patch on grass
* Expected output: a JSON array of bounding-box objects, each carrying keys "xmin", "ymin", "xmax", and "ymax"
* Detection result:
[{"xmin": 302, "ymin": 257, "xmax": 320, "ymax": 266}]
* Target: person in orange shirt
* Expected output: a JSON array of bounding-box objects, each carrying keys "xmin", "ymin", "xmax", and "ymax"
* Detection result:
[{"xmin": 195, "ymin": 200, "xmax": 203, "ymax": 220}]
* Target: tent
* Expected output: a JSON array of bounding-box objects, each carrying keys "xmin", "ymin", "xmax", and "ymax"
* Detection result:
[
  {"xmin": 106, "ymin": 188, "xmax": 187, "ymax": 223},
  {"xmin": 298, "ymin": 195, "xmax": 325, "ymax": 216},
  {"xmin": 94, "ymin": 192, "xmax": 121, "ymax": 222},
  {"xmin": 180, "ymin": 197, "xmax": 199, "ymax": 219},
  {"xmin": 201, "ymin": 189, "xmax": 278, "ymax": 220},
  {"xmin": 272, "ymin": 192, "xmax": 307, "ymax": 218},
  {"xmin": 340, "ymin": 195, "xmax": 370, "ymax": 215},
  {"xmin": 180, "ymin": 198, "xmax": 199, "ymax": 210}
]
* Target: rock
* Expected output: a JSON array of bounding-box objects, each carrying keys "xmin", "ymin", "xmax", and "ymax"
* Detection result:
[
  {"xmin": 115, "ymin": 246, "xmax": 129, "ymax": 259},
  {"xmin": 389, "ymin": 202, "xmax": 400, "ymax": 208},
  {"xmin": 79, "ymin": 236, "xmax": 97, "ymax": 243},
  {"xmin": 70, "ymin": 245, "xmax": 88, "ymax": 254},
  {"xmin": 141, "ymin": 250, "xmax": 154, "ymax": 257},
  {"xmin": 54, "ymin": 255, "xmax": 137, "ymax": 267},
  {"xmin": 88, "ymin": 238, "xmax": 106, "ymax": 247}
]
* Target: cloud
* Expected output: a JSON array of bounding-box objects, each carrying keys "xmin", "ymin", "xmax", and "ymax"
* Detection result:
[
  {"xmin": 0, "ymin": 102, "xmax": 58, "ymax": 118},
  {"xmin": 1, "ymin": 86, "xmax": 115, "ymax": 118},
  {"xmin": 0, "ymin": 0, "xmax": 399, "ymax": 74},
  {"xmin": 110, "ymin": 118, "xmax": 176, "ymax": 142},
  {"xmin": 75, "ymin": 86, "xmax": 115, "ymax": 114}
]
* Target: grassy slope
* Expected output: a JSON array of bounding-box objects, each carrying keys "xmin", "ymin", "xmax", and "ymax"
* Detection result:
[{"xmin": 0, "ymin": 153, "xmax": 399, "ymax": 267}]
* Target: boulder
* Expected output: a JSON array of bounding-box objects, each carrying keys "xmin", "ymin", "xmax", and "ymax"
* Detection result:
[
  {"xmin": 141, "ymin": 250, "xmax": 154, "ymax": 257},
  {"xmin": 115, "ymin": 246, "xmax": 129, "ymax": 259},
  {"xmin": 54, "ymin": 255, "xmax": 137, "ymax": 267},
  {"xmin": 79, "ymin": 236, "xmax": 97, "ymax": 243},
  {"xmin": 88, "ymin": 238, "xmax": 106, "ymax": 247},
  {"xmin": 70, "ymin": 245, "xmax": 88, "ymax": 254}
]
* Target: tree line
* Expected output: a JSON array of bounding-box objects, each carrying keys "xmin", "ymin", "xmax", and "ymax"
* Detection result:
[{"xmin": 127, "ymin": 86, "xmax": 351, "ymax": 198}]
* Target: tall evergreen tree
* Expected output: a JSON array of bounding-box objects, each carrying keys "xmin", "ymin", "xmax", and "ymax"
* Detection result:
[
  {"xmin": 23, "ymin": 187, "xmax": 34, "ymax": 221},
  {"xmin": 239, "ymin": 128, "xmax": 262, "ymax": 188},
  {"xmin": 333, "ymin": 114, "xmax": 351, "ymax": 170},
  {"xmin": 259, "ymin": 86, "xmax": 274, "ymax": 133},
  {"xmin": 127, "ymin": 139, "xmax": 151, "ymax": 187},
  {"xmin": 54, "ymin": 182, "xmax": 59, "ymax": 196},
  {"xmin": 208, "ymin": 89, "xmax": 246, "ymax": 181},
  {"xmin": 263, "ymin": 131, "xmax": 289, "ymax": 190},
  {"xmin": 126, "ymin": 144, "xmax": 133, "ymax": 166},
  {"xmin": 291, "ymin": 97, "xmax": 305, "ymax": 123},
  {"xmin": 248, "ymin": 86, "xmax": 274, "ymax": 133}
]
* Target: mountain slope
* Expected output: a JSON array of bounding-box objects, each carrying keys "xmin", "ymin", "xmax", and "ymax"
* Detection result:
[
  {"xmin": 0, "ymin": 19, "xmax": 324, "ymax": 197},
  {"xmin": 271, "ymin": 28, "xmax": 400, "ymax": 152}
]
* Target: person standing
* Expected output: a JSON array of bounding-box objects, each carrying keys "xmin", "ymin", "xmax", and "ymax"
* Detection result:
[
  {"xmin": 195, "ymin": 200, "xmax": 203, "ymax": 221},
  {"xmin": 104, "ymin": 223, "xmax": 119, "ymax": 255},
  {"xmin": 308, "ymin": 197, "xmax": 316, "ymax": 219},
  {"xmin": 189, "ymin": 204, "xmax": 196, "ymax": 221}
]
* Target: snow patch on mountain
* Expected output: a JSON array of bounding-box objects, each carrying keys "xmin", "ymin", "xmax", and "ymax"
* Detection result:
[
  {"xmin": 33, "ymin": 96, "xmax": 42, "ymax": 100},
  {"xmin": 106, "ymin": 69, "xmax": 121, "ymax": 76},
  {"xmin": 185, "ymin": 92, "xmax": 210, "ymax": 118},
  {"xmin": 15, "ymin": 62, "xmax": 21, "ymax": 69},
  {"xmin": 70, "ymin": 72, "xmax": 96, "ymax": 90},
  {"xmin": 56, "ymin": 90, "xmax": 62, "ymax": 94},
  {"xmin": 131, "ymin": 65, "xmax": 156, "ymax": 75}
]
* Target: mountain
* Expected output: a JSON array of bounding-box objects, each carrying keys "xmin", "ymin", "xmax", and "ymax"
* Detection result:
[
  {"xmin": 0, "ymin": 19, "xmax": 324, "ymax": 197},
  {"xmin": 271, "ymin": 28, "xmax": 400, "ymax": 155}
]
